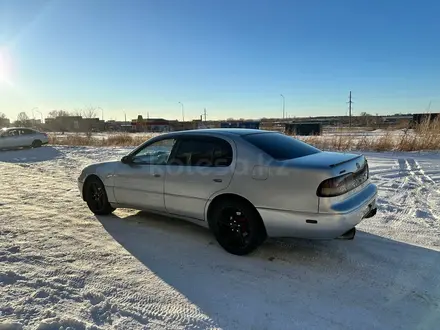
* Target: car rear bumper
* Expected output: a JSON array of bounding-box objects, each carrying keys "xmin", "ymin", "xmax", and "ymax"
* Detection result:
[{"xmin": 258, "ymin": 183, "xmax": 377, "ymax": 239}]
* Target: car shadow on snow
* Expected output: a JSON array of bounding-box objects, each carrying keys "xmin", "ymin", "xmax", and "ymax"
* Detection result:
[
  {"xmin": 96, "ymin": 211, "xmax": 440, "ymax": 330},
  {"xmin": 0, "ymin": 146, "xmax": 61, "ymax": 163}
]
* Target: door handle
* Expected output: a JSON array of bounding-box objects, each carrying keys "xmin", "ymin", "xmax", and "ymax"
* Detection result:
[
  {"xmin": 153, "ymin": 173, "xmax": 161, "ymax": 178},
  {"xmin": 213, "ymin": 178, "xmax": 222, "ymax": 183}
]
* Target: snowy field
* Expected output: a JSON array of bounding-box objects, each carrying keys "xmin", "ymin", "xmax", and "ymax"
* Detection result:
[
  {"xmin": 1, "ymin": 146, "xmax": 440, "ymax": 329},
  {"xmin": 47, "ymin": 128, "xmax": 407, "ymax": 140}
]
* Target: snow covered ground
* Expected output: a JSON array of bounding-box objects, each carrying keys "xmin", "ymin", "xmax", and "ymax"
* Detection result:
[
  {"xmin": 1, "ymin": 146, "xmax": 440, "ymax": 329},
  {"xmin": 47, "ymin": 128, "xmax": 405, "ymax": 140}
]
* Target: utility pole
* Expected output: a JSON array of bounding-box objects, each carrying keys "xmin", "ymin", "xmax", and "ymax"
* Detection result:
[
  {"xmin": 31, "ymin": 107, "xmax": 38, "ymax": 120},
  {"xmin": 35, "ymin": 110, "xmax": 43, "ymax": 123},
  {"xmin": 96, "ymin": 107, "xmax": 104, "ymax": 121},
  {"xmin": 203, "ymin": 108, "xmax": 207, "ymax": 122},
  {"xmin": 280, "ymin": 94, "xmax": 285, "ymax": 119},
  {"xmin": 30, "ymin": 107, "xmax": 38, "ymax": 127},
  {"xmin": 178, "ymin": 102, "xmax": 185, "ymax": 122},
  {"xmin": 348, "ymin": 91, "xmax": 353, "ymax": 129}
]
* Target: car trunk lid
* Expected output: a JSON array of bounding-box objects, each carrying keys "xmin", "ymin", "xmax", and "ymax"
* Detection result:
[{"xmin": 280, "ymin": 151, "xmax": 369, "ymax": 199}]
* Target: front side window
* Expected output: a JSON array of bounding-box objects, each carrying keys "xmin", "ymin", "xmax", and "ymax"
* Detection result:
[
  {"xmin": 169, "ymin": 137, "xmax": 233, "ymax": 167},
  {"xmin": 131, "ymin": 139, "xmax": 176, "ymax": 165}
]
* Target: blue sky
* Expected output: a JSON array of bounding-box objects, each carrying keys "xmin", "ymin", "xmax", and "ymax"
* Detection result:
[{"xmin": 0, "ymin": 0, "xmax": 439, "ymax": 121}]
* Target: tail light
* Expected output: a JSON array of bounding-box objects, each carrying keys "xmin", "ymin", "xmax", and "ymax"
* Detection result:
[{"xmin": 317, "ymin": 163, "xmax": 369, "ymax": 197}]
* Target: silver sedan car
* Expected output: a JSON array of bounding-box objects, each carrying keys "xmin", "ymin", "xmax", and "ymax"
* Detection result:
[
  {"xmin": 0, "ymin": 127, "xmax": 49, "ymax": 149},
  {"xmin": 78, "ymin": 129, "xmax": 377, "ymax": 255}
]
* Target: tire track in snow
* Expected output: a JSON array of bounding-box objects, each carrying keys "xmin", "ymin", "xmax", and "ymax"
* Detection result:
[
  {"xmin": 400, "ymin": 158, "xmax": 439, "ymax": 224},
  {"xmin": 376, "ymin": 158, "xmax": 439, "ymax": 228}
]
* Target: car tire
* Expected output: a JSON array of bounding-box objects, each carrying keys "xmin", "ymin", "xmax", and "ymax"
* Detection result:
[
  {"xmin": 209, "ymin": 198, "xmax": 267, "ymax": 255},
  {"xmin": 32, "ymin": 140, "xmax": 42, "ymax": 148},
  {"xmin": 84, "ymin": 177, "xmax": 115, "ymax": 215}
]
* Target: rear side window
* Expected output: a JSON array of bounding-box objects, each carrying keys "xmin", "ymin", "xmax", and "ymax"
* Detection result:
[
  {"xmin": 169, "ymin": 137, "xmax": 233, "ymax": 167},
  {"xmin": 242, "ymin": 133, "xmax": 320, "ymax": 160},
  {"xmin": 19, "ymin": 129, "xmax": 35, "ymax": 135}
]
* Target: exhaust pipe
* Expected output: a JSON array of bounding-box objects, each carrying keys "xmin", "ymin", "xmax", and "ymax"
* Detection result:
[
  {"xmin": 337, "ymin": 227, "xmax": 356, "ymax": 240},
  {"xmin": 363, "ymin": 207, "xmax": 377, "ymax": 219}
]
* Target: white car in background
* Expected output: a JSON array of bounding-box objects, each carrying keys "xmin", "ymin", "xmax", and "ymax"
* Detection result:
[{"xmin": 0, "ymin": 127, "xmax": 49, "ymax": 149}]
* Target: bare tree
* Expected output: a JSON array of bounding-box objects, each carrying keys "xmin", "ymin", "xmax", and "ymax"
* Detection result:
[
  {"xmin": 47, "ymin": 110, "xmax": 70, "ymax": 118},
  {"xmin": 360, "ymin": 112, "xmax": 372, "ymax": 126},
  {"xmin": 0, "ymin": 112, "xmax": 8, "ymax": 127},
  {"xmin": 82, "ymin": 106, "xmax": 97, "ymax": 119},
  {"xmin": 16, "ymin": 112, "xmax": 30, "ymax": 127}
]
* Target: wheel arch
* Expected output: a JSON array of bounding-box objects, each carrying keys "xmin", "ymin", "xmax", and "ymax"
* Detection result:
[
  {"xmin": 206, "ymin": 193, "xmax": 267, "ymax": 234},
  {"xmin": 32, "ymin": 139, "xmax": 42, "ymax": 147},
  {"xmin": 82, "ymin": 174, "xmax": 103, "ymax": 201}
]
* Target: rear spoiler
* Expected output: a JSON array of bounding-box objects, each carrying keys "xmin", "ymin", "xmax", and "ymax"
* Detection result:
[{"xmin": 328, "ymin": 155, "xmax": 363, "ymax": 168}]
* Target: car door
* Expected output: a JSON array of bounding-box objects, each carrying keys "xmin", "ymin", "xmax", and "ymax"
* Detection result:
[
  {"xmin": 2, "ymin": 129, "xmax": 21, "ymax": 148},
  {"xmin": 113, "ymin": 138, "xmax": 177, "ymax": 212},
  {"xmin": 164, "ymin": 136, "xmax": 235, "ymax": 221},
  {"xmin": 18, "ymin": 129, "xmax": 35, "ymax": 146},
  {"xmin": 0, "ymin": 131, "xmax": 11, "ymax": 148}
]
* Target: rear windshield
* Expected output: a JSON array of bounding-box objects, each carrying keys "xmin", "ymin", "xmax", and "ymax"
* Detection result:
[{"xmin": 242, "ymin": 133, "xmax": 321, "ymax": 160}]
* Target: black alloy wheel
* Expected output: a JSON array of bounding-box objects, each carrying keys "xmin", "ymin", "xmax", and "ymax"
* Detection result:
[
  {"xmin": 210, "ymin": 199, "xmax": 266, "ymax": 255},
  {"xmin": 218, "ymin": 207, "xmax": 252, "ymax": 250},
  {"xmin": 32, "ymin": 140, "xmax": 42, "ymax": 148},
  {"xmin": 85, "ymin": 177, "xmax": 115, "ymax": 215}
]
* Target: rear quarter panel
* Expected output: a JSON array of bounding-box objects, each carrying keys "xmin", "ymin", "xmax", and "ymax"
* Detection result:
[
  {"xmin": 214, "ymin": 138, "xmax": 328, "ymax": 213},
  {"xmin": 36, "ymin": 133, "xmax": 49, "ymax": 143}
]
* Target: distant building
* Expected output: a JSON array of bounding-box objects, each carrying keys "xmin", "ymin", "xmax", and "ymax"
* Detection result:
[
  {"xmin": 285, "ymin": 122, "xmax": 322, "ymax": 136},
  {"xmin": 45, "ymin": 116, "xmax": 82, "ymax": 131},
  {"xmin": 81, "ymin": 118, "xmax": 105, "ymax": 132},
  {"xmin": 45, "ymin": 116, "xmax": 104, "ymax": 132},
  {"xmin": 168, "ymin": 119, "xmax": 202, "ymax": 131},
  {"xmin": 131, "ymin": 116, "xmax": 170, "ymax": 132},
  {"xmin": 105, "ymin": 120, "xmax": 133, "ymax": 132},
  {"xmin": 412, "ymin": 113, "xmax": 439, "ymax": 125},
  {"xmin": 12, "ymin": 119, "xmax": 42, "ymax": 128},
  {"xmin": 220, "ymin": 120, "xmax": 260, "ymax": 129}
]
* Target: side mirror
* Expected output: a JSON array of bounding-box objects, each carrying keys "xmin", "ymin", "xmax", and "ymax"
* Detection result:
[{"xmin": 121, "ymin": 156, "xmax": 132, "ymax": 164}]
